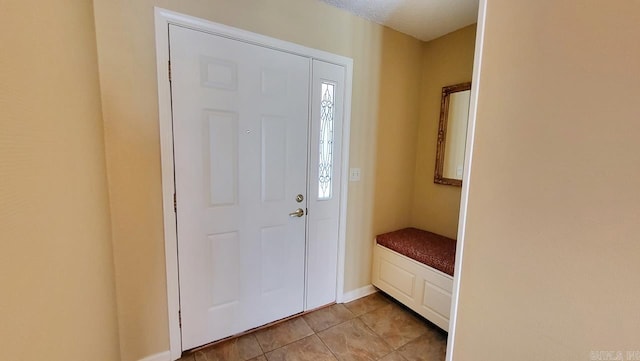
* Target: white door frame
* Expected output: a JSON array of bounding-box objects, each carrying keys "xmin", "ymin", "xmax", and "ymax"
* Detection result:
[
  {"xmin": 445, "ymin": 0, "xmax": 487, "ymax": 360},
  {"xmin": 153, "ymin": 7, "xmax": 353, "ymax": 359}
]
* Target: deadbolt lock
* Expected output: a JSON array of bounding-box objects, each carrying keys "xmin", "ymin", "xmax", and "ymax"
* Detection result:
[{"xmin": 296, "ymin": 194, "xmax": 304, "ymax": 203}]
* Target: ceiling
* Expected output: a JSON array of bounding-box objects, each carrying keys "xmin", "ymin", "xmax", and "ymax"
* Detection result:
[{"xmin": 319, "ymin": 0, "xmax": 479, "ymax": 42}]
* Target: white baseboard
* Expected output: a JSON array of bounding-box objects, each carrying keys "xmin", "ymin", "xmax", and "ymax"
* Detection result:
[
  {"xmin": 339, "ymin": 284, "xmax": 377, "ymax": 303},
  {"xmin": 138, "ymin": 351, "xmax": 172, "ymax": 361}
]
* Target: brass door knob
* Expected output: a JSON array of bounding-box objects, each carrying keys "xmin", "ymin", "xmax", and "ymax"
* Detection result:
[{"xmin": 289, "ymin": 208, "xmax": 305, "ymax": 217}]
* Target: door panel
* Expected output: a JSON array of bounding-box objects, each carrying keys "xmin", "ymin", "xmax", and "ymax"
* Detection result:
[
  {"xmin": 305, "ymin": 60, "xmax": 346, "ymax": 310},
  {"xmin": 205, "ymin": 110, "xmax": 238, "ymax": 206},
  {"xmin": 169, "ymin": 24, "xmax": 310, "ymax": 349},
  {"xmin": 261, "ymin": 116, "xmax": 287, "ymax": 202}
]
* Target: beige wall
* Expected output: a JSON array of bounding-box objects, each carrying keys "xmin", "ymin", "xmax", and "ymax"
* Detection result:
[
  {"xmin": 372, "ymin": 30, "xmax": 423, "ymax": 235},
  {"xmin": 0, "ymin": 1, "xmax": 120, "ymax": 360},
  {"xmin": 91, "ymin": 0, "xmax": 427, "ymax": 359},
  {"xmin": 411, "ymin": 24, "xmax": 476, "ymax": 239},
  {"xmin": 453, "ymin": 0, "xmax": 640, "ymax": 359}
]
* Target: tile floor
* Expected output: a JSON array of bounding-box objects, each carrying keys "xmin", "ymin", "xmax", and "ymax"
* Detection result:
[{"xmin": 178, "ymin": 292, "xmax": 447, "ymax": 361}]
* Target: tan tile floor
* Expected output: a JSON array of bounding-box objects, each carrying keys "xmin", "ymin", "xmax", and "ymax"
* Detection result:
[{"xmin": 178, "ymin": 292, "xmax": 447, "ymax": 361}]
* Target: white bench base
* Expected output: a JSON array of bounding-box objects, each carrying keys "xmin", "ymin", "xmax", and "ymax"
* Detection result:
[{"xmin": 371, "ymin": 243, "xmax": 453, "ymax": 331}]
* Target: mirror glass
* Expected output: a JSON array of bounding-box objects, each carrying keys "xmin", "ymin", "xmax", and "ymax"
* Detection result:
[{"xmin": 434, "ymin": 82, "xmax": 471, "ymax": 186}]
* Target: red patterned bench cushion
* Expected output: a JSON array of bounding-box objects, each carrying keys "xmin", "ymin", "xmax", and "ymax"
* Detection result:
[{"xmin": 376, "ymin": 228, "xmax": 456, "ymax": 276}]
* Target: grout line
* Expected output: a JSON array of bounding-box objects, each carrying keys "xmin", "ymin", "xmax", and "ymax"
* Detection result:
[
  {"xmin": 251, "ymin": 332, "xmax": 266, "ymax": 359},
  {"xmin": 357, "ymin": 315, "xmax": 396, "ymax": 353},
  {"xmin": 186, "ymin": 303, "xmax": 336, "ymax": 355},
  {"xmin": 315, "ymin": 329, "xmax": 340, "ymax": 361},
  {"xmin": 188, "ymin": 293, "xmax": 444, "ymax": 361}
]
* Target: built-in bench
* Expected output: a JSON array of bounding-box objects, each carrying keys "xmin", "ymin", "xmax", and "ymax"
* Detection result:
[{"xmin": 371, "ymin": 228, "xmax": 456, "ymax": 331}]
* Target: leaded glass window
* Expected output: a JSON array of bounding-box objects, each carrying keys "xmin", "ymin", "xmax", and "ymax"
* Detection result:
[{"xmin": 318, "ymin": 82, "xmax": 335, "ymax": 200}]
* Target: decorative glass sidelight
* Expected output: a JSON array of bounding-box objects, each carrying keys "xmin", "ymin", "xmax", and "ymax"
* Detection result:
[{"xmin": 318, "ymin": 82, "xmax": 335, "ymax": 200}]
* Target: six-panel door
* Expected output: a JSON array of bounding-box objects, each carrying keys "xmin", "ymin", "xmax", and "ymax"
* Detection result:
[{"xmin": 170, "ymin": 25, "xmax": 310, "ymax": 349}]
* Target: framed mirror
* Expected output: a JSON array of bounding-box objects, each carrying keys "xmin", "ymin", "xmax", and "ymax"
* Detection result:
[{"xmin": 434, "ymin": 82, "xmax": 471, "ymax": 186}]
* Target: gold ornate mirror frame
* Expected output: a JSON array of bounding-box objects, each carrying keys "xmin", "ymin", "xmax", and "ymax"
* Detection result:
[{"xmin": 434, "ymin": 82, "xmax": 471, "ymax": 187}]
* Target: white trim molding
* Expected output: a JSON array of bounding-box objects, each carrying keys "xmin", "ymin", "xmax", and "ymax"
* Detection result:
[
  {"xmin": 154, "ymin": 7, "xmax": 353, "ymax": 360},
  {"xmin": 339, "ymin": 285, "xmax": 378, "ymax": 304},
  {"xmin": 445, "ymin": 0, "xmax": 487, "ymax": 360},
  {"xmin": 137, "ymin": 351, "xmax": 171, "ymax": 361},
  {"xmin": 154, "ymin": 8, "xmax": 181, "ymax": 360}
]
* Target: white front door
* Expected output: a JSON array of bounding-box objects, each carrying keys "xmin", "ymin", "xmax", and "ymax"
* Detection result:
[{"xmin": 169, "ymin": 24, "xmax": 310, "ymax": 349}]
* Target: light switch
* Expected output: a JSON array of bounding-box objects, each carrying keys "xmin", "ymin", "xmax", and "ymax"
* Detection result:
[{"xmin": 349, "ymin": 168, "xmax": 361, "ymax": 182}]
